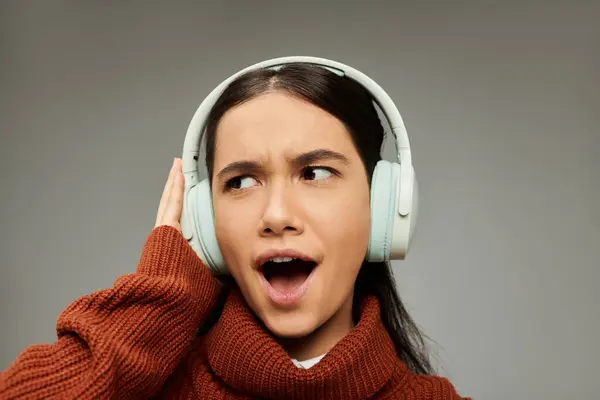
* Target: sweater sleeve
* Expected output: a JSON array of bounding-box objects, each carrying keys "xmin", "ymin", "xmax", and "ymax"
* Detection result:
[{"xmin": 0, "ymin": 225, "xmax": 221, "ymax": 400}]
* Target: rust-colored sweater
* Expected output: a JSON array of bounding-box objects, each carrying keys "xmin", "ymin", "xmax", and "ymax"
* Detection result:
[{"xmin": 0, "ymin": 226, "xmax": 470, "ymax": 399}]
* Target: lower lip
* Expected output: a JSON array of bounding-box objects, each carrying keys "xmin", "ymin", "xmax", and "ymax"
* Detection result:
[{"xmin": 258, "ymin": 267, "xmax": 317, "ymax": 307}]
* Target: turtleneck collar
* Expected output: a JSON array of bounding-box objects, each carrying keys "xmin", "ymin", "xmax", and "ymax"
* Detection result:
[{"xmin": 204, "ymin": 288, "xmax": 406, "ymax": 400}]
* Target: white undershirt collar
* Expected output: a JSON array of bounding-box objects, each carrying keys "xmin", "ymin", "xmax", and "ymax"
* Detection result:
[{"xmin": 291, "ymin": 353, "xmax": 326, "ymax": 369}]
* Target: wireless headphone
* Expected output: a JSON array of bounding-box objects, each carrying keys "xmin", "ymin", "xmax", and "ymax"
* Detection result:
[{"xmin": 179, "ymin": 56, "xmax": 418, "ymax": 275}]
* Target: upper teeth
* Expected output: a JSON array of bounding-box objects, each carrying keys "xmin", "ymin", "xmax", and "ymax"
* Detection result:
[{"xmin": 268, "ymin": 257, "xmax": 295, "ymax": 263}]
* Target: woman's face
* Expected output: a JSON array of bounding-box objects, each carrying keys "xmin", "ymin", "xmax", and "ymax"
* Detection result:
[{"xmin": 211, "ymin": 91, "xmax": 371, "ymax": 339}]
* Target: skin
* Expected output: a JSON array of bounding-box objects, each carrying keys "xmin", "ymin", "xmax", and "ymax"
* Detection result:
[{"xmin": 157, "ymin": 91, "xmax": 371, "ymax": 361}]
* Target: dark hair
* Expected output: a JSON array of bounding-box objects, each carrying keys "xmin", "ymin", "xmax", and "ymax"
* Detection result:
[{"xmin": 201, "ymin": 63, "xmax": 434, "ymax": 375}]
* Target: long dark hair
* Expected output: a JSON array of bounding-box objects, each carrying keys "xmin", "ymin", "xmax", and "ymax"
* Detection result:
[{"xmin": 201, "ymin": 63, "xmax": 434, "ymax": 375}]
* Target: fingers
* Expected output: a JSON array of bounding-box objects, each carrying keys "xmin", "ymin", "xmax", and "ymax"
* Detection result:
[
  {"xmin": 155, "ymin": 158, "xmax": 184, "ymax": 232},
  {"xmin": 163, "ymin": 159, "xmax": 184, "ymax": 230},
  {"xmin": 155, "ymin": 159, "xmax": 177, "ymax": 228}
]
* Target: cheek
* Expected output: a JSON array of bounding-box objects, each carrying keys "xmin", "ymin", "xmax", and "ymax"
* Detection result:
[
  {"xmin": 309, "ymin": 185, "xmax": 371, "ymax": 262},
  {"xmin": 212, "ymin": 199, "xmax": 253, "ymax": 276},
  {"xmin": 316, "ymin": 184, "xmax": 370, "ymax": 236}
]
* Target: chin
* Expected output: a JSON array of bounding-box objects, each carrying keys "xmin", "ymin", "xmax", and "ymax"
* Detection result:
[{"xmin": 260, "ymin": 308, "xmax": 322, "ymax": 338}]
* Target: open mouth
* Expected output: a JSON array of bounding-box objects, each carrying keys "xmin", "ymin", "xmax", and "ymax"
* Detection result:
[{"xmin": 260, "ymin": 257, "xmax": 317, "ymax": 294}]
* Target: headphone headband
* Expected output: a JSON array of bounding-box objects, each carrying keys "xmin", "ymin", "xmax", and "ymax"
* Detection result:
[{"xmin": 182, "ymin": 56, "xmax": 414, "ymax": 216}]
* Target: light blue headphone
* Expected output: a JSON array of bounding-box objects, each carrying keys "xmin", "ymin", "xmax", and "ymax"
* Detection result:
[{"xmin": 180, "ymin": 56, "xmax": 419, "ymax": 275}]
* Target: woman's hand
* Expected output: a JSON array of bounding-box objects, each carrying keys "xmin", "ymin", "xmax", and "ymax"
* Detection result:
[{"xmin": 154, "ymin": 158, "xmax": 184, "ymax": 233}]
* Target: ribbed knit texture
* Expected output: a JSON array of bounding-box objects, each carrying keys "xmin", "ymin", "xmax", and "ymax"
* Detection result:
[{"xmin": 0, "ymin": 226, "xmax": 470, "ymax": 399}]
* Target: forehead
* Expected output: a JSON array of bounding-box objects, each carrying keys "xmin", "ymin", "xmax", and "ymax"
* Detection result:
[{"xmin": 213, "ymin": 92, "xmax": 358, "ymax": 165}]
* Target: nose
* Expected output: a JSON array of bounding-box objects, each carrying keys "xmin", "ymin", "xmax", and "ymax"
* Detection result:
[{"xmin": 259, "ymin": 183, "xmax": 304, "ymax": 237}]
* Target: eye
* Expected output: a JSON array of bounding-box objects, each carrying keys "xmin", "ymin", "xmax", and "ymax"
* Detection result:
[
  {"xmin": 225, "ymin": 176, "xmax": 258, "ymax": 190},
  {"xmin": 301, "ymin": 166, "xmax": 334, "ymax": 181}
]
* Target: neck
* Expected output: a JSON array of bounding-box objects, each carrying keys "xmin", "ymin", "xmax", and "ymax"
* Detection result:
[{"xmin": 277, "ymin": 293, "xmax": 355, "ymax": 361}]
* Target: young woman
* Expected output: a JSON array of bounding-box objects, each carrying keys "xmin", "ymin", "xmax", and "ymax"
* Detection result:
[{"xmin": 0, "ymin": 60, "xmax": 470, "ymax": 399}]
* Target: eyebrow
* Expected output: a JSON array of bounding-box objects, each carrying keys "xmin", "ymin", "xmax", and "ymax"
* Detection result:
[{"xmin": 216, "ymin": 148, "xmax": 350, "ymax": 181}]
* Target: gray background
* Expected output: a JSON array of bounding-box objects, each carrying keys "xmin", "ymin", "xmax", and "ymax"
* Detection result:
[{"xmin": 1, "ymin": 1, "xmax": 598, "ymax": 399}]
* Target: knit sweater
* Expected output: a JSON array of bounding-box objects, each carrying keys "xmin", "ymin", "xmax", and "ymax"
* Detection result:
[{"xmin": 0, "ymin": 226, "xmax": 470, "ymax": 399}]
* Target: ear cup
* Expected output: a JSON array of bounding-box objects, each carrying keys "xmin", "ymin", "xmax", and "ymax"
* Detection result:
[
  {"xmin": 366, "ymin": 160, "xmax": 400, "ymax": 262},
  {"xmin": 188, "ymin": 179, "xmax": 227, "ymax": 274},
  {"xmin": 388, "ymin": 164, "xmax": 417, "ymax": 260}
]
